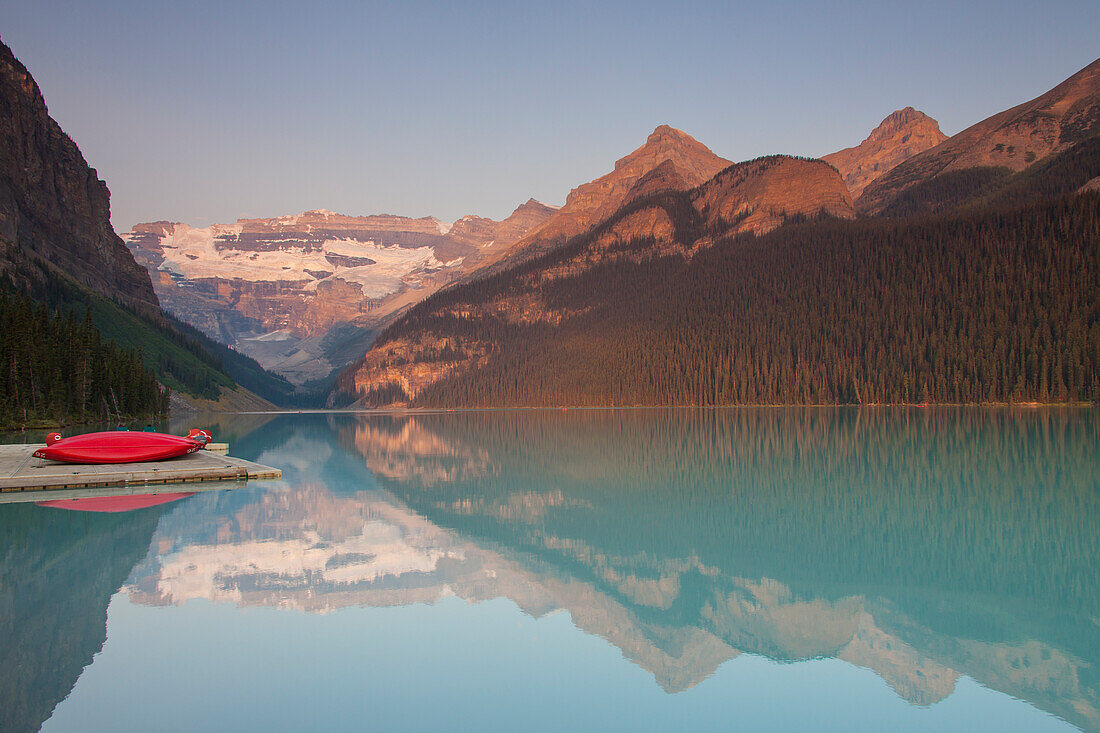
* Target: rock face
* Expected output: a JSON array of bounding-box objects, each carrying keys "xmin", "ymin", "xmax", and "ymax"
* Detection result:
[
  {"xmin": 691, "ymin": 155, "xmax": 854, "ymax": 235},
  {"xmin": 124, "ymin": 202, "xmax": 554, "ymax": 383},
  {"xmin": 858, "ymin": 58, "xmax": 1100, "ymax": 214},
  {"xmin": 0, "ymin": 39, "xmax": 158, "ymax": 312},
  {"xmin": 495, "ymin": 125, "xmax": 732, "ymax": 267},
  {"xmin": 340, "ymin": 154, "xmax": 853, "ymax": 404},
  {"xmin": 823, "ymin": 107, "xmax": 947, "ymax": 199}
]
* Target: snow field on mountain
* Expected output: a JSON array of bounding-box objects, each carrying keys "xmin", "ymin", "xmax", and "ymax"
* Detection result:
[{"xmin": 154, "ymin": 223, "xmax": 458, "ymax": 299}]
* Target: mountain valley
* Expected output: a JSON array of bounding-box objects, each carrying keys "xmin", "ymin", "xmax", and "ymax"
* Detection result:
[{"xmin": 123, "ymin": 202, "xmax": 555, "ymax": 385}]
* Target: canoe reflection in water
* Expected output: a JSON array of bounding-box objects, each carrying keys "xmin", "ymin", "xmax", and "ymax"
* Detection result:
[{"xmin": 35, "ymin": 492, "xmax": 196, "ymax": 513}]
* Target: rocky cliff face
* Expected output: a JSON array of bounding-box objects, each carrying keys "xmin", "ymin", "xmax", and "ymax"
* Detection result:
[
  {"xmin": 822, "ymin": 107, "xmax": 947, "ymax": 199},
  {"xmin": 124, "ymin": 202, "xmax": 554, "ymax": 383},
  {"xmin": 0, "ymin": 39, "xmax": 158, "ymax": 312},
  {"xmin": 858, "ymin": 58, "xmax": 1100, "ymax": 214},
  {"xmin": 342, "ymin": 154, "xmax": 853, "ymax": 404}
]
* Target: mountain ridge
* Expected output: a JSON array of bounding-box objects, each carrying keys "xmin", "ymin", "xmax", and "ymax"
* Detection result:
[
  {"xmin": 485, "ymin": 125, "xmax": 733, "ymax": 272},
  {"xmin": 858, "ymin": 57, "xmax": 1100, "ymax": 214},
  {"xmin": 335, "ymin": 153, "xmax": 856, "ymax": 405}
]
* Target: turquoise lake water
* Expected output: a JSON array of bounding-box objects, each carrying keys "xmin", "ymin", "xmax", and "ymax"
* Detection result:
[{"xmin": 2, "ymin": 408, "xmax": 1097, "ymax": 732}]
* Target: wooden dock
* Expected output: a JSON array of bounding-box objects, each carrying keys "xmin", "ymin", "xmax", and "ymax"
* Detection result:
[{"xmin": 0, "ymin": 444, "xmax": 281, "ymax": 494}]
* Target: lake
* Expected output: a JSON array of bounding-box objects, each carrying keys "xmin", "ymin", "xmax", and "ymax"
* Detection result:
[{"xmin": 2, "ymin": 408, "xmax": 1097, "ymax": 732}]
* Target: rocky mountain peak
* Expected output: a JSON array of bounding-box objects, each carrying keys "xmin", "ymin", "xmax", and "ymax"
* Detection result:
[
  {"xmin": 643, "ymin": 123, "xmax": 695, "ymax": 149},
  {"xmin": 613, "ymin": 125, "xmax": 729, "ymax": 181},
  {"xmin": 498, "ymin": 126, "xmax": 730, "ymax": 266},
  {"xmin": 872, "ymin": 107, "xmax": 942, "ymax": 141},
  {"xmin": 823, "ymin": 107, "xmax": 947, "ymax": 199},
  {"xmin": 514, "ymin": 198, "xmax": 558, "ymax": 213},
  {"xmin": 857, "ymin": 57, "xmax": 1100, "ymax": 213}
]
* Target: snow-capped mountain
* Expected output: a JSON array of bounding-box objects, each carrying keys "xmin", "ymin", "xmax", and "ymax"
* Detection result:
[{"xmin": 123, "ymin": 202, "xmax": 555, "ymax": 384}]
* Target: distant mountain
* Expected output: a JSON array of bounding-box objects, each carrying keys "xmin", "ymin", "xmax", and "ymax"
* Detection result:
[
  {"xmin": 823, "ymin": 107, "xmax": 947, "ymax": 198},
  {"xmin": 123, "ymin": 126, "xmax": 730, "ymax": 387},
  {"xmin": 858, "ymin": 57, "xmax": 1100, "ymax": 214},
  {"xmin": 124, "ymin": 201, "xmax": 555, "ymax": 385}
]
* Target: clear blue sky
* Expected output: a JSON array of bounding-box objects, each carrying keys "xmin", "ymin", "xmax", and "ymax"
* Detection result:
[{"xmin": 3, "ymin": 0, "xmax": 1097, "ymax": 230}]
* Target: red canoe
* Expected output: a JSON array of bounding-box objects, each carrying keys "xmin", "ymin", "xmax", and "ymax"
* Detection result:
[
  {"xmin": 32, "ymin": 429, "xmax": 212, "ymax": 464},
  {"xmin": 35, "ymin": 491, "xmax": 197, "ymax": 513}
]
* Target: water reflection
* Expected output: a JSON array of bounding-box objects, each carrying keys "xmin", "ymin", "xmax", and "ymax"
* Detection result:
[
  {"xmin": 0, "ymin": 501, "xmax": 170, "ymax": 733},
  {"xmin": 354, "ymin": 408, "xmax": 1100, "ymax": 730},
  {"xmin": 3, "ymin": 408, "xmax": 1097, "ymax": 731}
]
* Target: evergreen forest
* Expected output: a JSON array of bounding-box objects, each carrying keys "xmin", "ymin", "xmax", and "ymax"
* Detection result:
[
  {"xmin": 350, "ymin": 190, "xmax": 1100, "ymax": 407},
  {"xmin": 0, "ymin": 292, "xmax": 168, "ymax": 428}
]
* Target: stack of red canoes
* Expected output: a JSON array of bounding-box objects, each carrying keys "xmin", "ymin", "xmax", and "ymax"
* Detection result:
[{"xmin": 33, "ymin": 428, "xmax": 213, "ymax": 464}]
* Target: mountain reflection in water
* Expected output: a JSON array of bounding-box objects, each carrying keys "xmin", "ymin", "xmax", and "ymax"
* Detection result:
[{"xmin": 3, "ymin": 408, "xmax": 1097, "ymax": 732}]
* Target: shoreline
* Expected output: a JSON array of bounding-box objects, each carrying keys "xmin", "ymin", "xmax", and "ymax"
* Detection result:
[{"xmin": 219, "ymin": 401, "xmax": 1097, "ymax": 416}]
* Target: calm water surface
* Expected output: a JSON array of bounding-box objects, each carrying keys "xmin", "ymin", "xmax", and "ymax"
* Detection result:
[{"xmin": 2, "ymin": 409, "xmax": 1097, "ymax": 732}]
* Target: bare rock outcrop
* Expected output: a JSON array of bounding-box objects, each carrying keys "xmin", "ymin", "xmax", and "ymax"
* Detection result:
[{"xmin": 823, "ymin": 107, "xmax": 947, "ymax": 198}]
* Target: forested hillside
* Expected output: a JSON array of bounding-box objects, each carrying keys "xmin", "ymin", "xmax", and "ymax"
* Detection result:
[
  {"xmin": 2, "ymin": 248, "xmax": 302, "ymax": 407},
  {"xmin": 337, "ymin": 191, "xmax": 1099, "ymax": 407},
  {"xmin": 0, "ymin": 293, "xmax": 167, "ymax": 428},
  {"xmin": 0, "ymin": 37, "xmax": 307, "ymax": 421}
]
